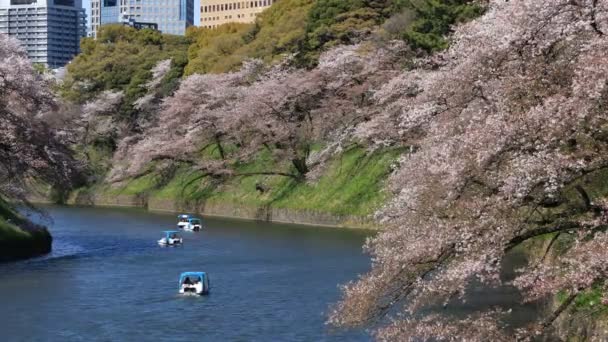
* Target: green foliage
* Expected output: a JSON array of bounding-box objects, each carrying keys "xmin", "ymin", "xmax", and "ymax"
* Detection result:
[
  {"xmin": 305, "ymin": 0, "xmax": 379, "ymax": 49},
  {"xmin": 32, "ymin": 63, "xmax": 50, "ymax": 75},
  {"xmin": 0, "ymin": 218, "xmax": 30, "ymax": 242},
  {"xmin": 0, "ymin": 198, "xmax": 30, "ymax": 242},
  {"xmin": 557, "ymin": 285, "xmax": 608, "ymax": 317},
  {"xmin": 66, "ymin": 0, "xmax": 484, "ymax": 91},
  {"xmin": 399, "ymin": 0, "xmax": 485, "ymax": 52},
  {"xmin": 299, "ymin": 0, "xmax": 483, "ymax": 64},
  {"xmin": 110, "ymin": 173, "xmax": 159, "ymax": 196},
  {"xmin": 185, "ymin": 23, "xmax": 253, "ymax": 74},
  {"xmin": 185, "ymin": 0, "xmax": 313, "ymax": 74},
  {"xmin": 62, "ymin": 25, "xmax": 190, "ymax": 105},
  {"xmin": 296, "ymin": 0, "xmax": 406, "ymax": 65},
  {"xmin": 158, "ymin": 53, "xmax": 189, "ymax": 98},
  {"xmin": 74, "ymin": 141, "xmax": 115, "ymax": 177},
  {"xmin": 184, "ymin": 0, "xmax": 482, "ymax": 70},
  {"xmin": 0, "ymin": 198, "xmax": 52, "ymax": 261},
  {"xmin": 246, "ymin": 0, "xmax": 311, "ymax": 57}
]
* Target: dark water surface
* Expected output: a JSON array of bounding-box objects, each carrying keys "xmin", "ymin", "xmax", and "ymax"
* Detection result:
[{"xmin": 0, "ymin": 206, "xmax": 372, "ymax": 341}]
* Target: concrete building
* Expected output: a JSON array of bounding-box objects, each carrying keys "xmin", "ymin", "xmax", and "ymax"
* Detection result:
[
  {"xmin": 0, "ymin": 0, "xmax": 86, "ymax": 68},
  {"xmin": 200, "ymin": 0, "xmax": 276, "ymax": 28},
  {"xmin": 91, "ymin": 0, "xmax": 194, "ymax": 37}
]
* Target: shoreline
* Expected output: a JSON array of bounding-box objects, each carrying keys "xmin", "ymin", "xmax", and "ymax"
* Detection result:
[
  {"xmin": 0, "ymin": 207, "xmax": 53, "ymax": 262},
  {"xmin": 0, "ymin": 229, "xmax": 52, "ymax": 262},
  {"xmin": 32, "ymin": 194, "xmax": 382, "ymax": 230}
]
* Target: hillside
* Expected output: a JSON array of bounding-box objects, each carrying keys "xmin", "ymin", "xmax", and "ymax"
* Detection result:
[
  {"xmin": 54, "ymin": 0, "xmax": 483, "ymax": 225},
  {"xmin": 49, "ymin": 0, "xmax": 608, "ymax": 340}
]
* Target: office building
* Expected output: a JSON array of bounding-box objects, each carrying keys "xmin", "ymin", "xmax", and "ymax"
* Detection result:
[
  {"xmin": 200, "ymin": 0, "xmax": 276, "ymax": 29},
  {"xmin": 0, "ymin": 0, "xmax": 86, "ymax": 68},
  {"xmin": 91, "ymin": 0, "xmax": 193, "ymax": 37}
]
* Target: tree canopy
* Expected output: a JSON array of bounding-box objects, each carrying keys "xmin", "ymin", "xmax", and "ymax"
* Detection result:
[
  {"xmin": 0, "ymin": 34, "xmax": 84, "ymax": 204},
  {"xmin": 184, "ymin": 0, "xmax": 483, "ymax": 72},
  {"xmin": 61, "ymin": 25, "xmax": 190, "ymax": 107},
  {"xmin": 185, "ymin": 0, "xmax": 313, "ymax": 74}
]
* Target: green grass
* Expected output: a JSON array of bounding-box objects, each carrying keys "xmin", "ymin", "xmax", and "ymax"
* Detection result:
[
  {"xmin": 95, "ymin": 147, "xmax": 402, "ymax": 217},
  {"xmin": 110, "ymin": 173, "xmax": 158, "ymax": 196},
  {"xmin": 154, "ymin": 168, "xmax": 219, "ymax": 202},
  {"xmin": 557, "ymin": 285, "xmax": 608, "ymax": 317},
  {"xmin": 0, "ymin": 197, "xmax": 52, "ymax": 261},
  {"xmin": 76, "ymin": 143, "xmax": 115, "ymax": 176},
  {"xmin": 0, "ymin": 218, "xmax": 31, "ymax": 242},
  {"xmin": 0, "ymin": 199, "xmax": 32, "ymax": 242},
  {"xmin": 270, "ymin": 148, "xmax": 401, "ymax": 215}
]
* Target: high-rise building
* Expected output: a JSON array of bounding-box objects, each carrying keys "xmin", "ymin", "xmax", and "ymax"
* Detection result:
[
  {"xmin": 91, "ymin": 0, "xmax": 194, "ymax": 37},
  {"xmin": 200, "ymin": 0, "xmax": 276, "ymax": 29},
  {"xmin": 0, "ymin": 0, "xmax": 86, "ymax": 68}
]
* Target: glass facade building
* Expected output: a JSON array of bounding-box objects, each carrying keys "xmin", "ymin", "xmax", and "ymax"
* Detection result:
[
  {"xmin": 100, "ymin": 0, "xmax": 118, "ymax": 24},
  {"xmin": 91, "ymin": 0, "xmax": 193, "ymax": 37},
  {"xmin": 0, "ymin": 0, "xmax": 86, "ymax": 68}
]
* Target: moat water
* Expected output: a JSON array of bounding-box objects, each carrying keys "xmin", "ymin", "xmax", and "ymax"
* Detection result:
[
  {"xmin": 0, "ymin": 205, "xmax": 542, "ymax": 341},
  {"xmin": 0, "ymin": 205, "xmax": 371, "ymax": 341}
]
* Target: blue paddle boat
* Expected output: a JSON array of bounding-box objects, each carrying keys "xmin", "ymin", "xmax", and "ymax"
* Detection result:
[
  {"xmin": 158, "ymin": 230, "xmax": 183, "ymax": 246},
  {"xmin": 177, "ymin": 214, "xmax": 191, "ymax": 229},
  {"xmin": 179, "ymin": 272, "xmax": 210, "ymax": 295},
  {"xmin": 177, "ymin": 214, "xmax": 203, "ymax": 231}
]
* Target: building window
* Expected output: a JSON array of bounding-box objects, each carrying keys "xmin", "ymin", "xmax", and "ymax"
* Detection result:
[{"xmin": 10, "ymin": 0, "xmax": 36, "ymax": 4}]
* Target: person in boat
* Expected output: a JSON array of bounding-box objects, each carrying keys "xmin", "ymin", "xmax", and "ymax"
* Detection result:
[{"xmin": 182, "ymin": 276, "xmax": 195, "ymax": 292}]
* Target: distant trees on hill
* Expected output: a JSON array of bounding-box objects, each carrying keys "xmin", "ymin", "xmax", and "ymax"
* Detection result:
[{"xmin": 185, "ymin": 0, "xmax": 484, "ymax": 72}]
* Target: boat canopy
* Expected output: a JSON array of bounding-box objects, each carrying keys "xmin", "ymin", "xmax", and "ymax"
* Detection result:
[
  {"xmin": 179, "ymin": 272, "xmax": 206, "ymax": 285},
  {"xmin": 189, "ymin": 218, "xmax": 201, "ymax": 224},
  {"xmin": 164, "ymin": 230, "xmax": 180, "ymax": 238},
  {"xmin": 178, "ymin": 214, "xmax": 191, "ymax": 219}
]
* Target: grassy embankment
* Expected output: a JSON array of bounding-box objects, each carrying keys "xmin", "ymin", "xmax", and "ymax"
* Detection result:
[
  {"xmin": 71, "ymin": 147, "xmax": 402, "ymax": 226},
  {"xmin": 0, "ymin": 199, "xmax": 52, "ymax": 262}
]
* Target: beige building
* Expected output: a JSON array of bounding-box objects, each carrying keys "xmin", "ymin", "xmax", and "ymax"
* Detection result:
[{"xmin": 200, "ymin": 0, "xmax": 276, "ymax": 28}]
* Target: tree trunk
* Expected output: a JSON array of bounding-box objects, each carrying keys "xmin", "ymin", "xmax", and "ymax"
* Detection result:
[
  {"xmin": 214, "ymin": 135, "xmax": 225, "ymax": 160},
  {"xmin": 292, "ymin": 157, "xmax": 308, "ymax": 179}
]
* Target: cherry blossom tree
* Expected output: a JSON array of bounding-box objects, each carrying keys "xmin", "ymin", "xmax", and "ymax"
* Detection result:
[
  {"xmin": 230, "ymin": 43, "xmax": 406, "ymax": 178},
  {"xmin": 0, "ymin": 33, "xmax": 84, "ymax": 203},
  {"xmin": 330, "ymin": 0, "xmax": 608, "ymax": 340},
  {"xmin": 133, "ymin": 59, "xmax": 172, "ymax": 115},
  {"xmin": 107, "ymin": 42, "xmax": 407, "ymax": 183},
  {"xmin": 106, "ymin": 60, "xmax": 261, "ymax": 182}
]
